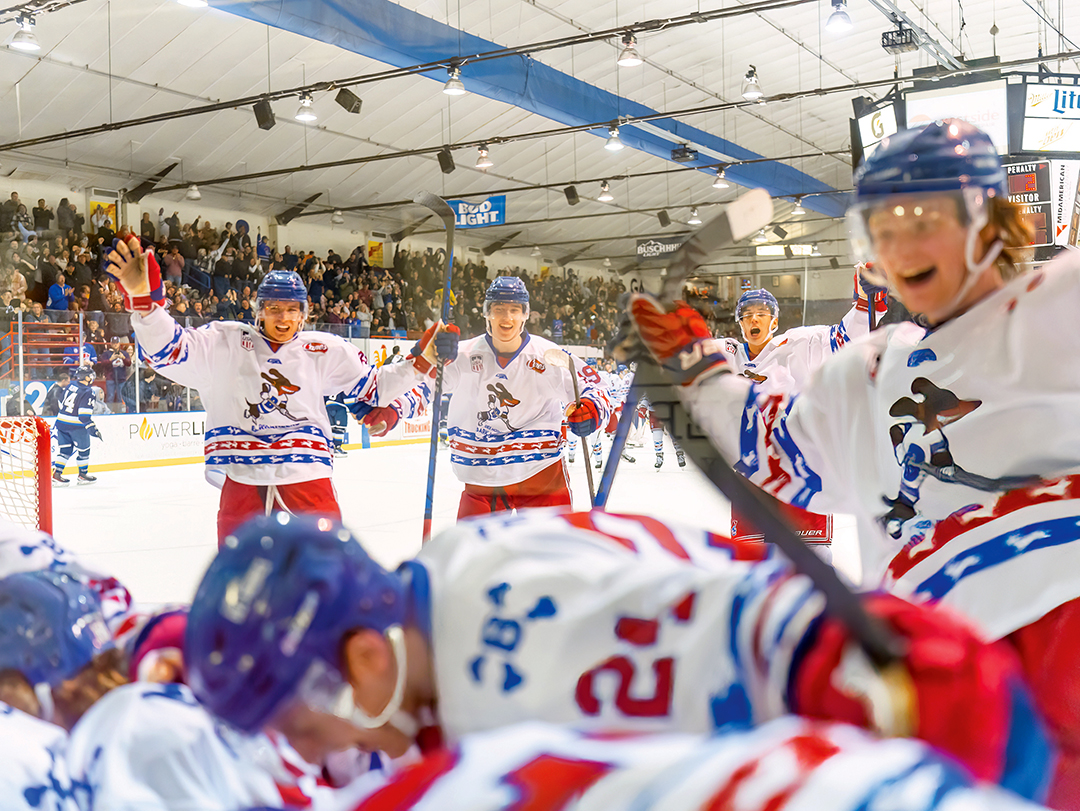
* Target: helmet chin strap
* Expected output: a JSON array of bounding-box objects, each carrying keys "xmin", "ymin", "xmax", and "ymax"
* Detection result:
[
  {"xmin": 937, "ymin": 226, "xmax": 1004, "ymax": 323},
  {"xmin": 332, "ymin": 625, "xmax": 409, "ymax": 730}
]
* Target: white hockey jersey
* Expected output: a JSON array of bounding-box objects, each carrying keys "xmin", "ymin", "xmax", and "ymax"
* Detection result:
[
  {"xmin": 130, "ymin": 307, "xmax": 425, "ymax": 486},
  {"xmin": 0, "ymin": 702, "xmax": 83, "ymax": 811},
  {"xmin": 438, "ymin": 333, "xmax": 613, "ymax": 486},
  {"xmin": 721, "ymin": 300, "xmax": 878, "ymax": 395},
  {"xmin": 327, "ymin": 718, "xmax": 1045, "ymax": 811},
  {"xmin": 66, "ymin": 682, "xmax": 283, "ymax": 811},
  {"xmin": 409, "ymin": 509, "xmax": 818, "ymax": 743},
  {"xmin": 682, "ymin": 252, "xmax": 1080, "ymax": 640}
]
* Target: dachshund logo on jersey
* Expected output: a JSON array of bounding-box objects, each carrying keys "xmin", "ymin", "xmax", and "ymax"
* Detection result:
[
  {"xmin": 883, "ymin": 377, "xmax": 1038, "ymax": 539},
  {"xmin": 245, "ymin": 369, "xmax": 306, "ymax": 423},
  {"xmin": 477, "ymin": 382, "xmax": 520, "ymax": 433}
]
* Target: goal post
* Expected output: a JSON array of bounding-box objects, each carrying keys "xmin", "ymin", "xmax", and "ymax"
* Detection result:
[{"xmin": 0, "ymin": 416, "xmax": 53, "ymax": 534}]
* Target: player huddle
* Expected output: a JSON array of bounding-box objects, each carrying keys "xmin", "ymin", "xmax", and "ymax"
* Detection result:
[{"xmin": 3, "ymin": 117, "xmax": 1080, "ymax": 811}]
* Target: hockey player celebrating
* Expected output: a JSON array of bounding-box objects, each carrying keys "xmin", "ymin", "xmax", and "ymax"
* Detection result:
[
  {"xmin": 105, "ymin": 236, "xmax": 449, "ymax": 541},
  {"xmin": 386, "ymin": 276, "xmax": 612, "ymax": 517},
  {"xmin": 51, "ymin": 365, "xmax": 102, "ymax": 486},
  {"xmin": 185, "ymin": 511, "xmax": 1050, "ymax": 800},
  {"xmin": 622, "ymin": 119, "xmax": 1080, "ymax": 807}
]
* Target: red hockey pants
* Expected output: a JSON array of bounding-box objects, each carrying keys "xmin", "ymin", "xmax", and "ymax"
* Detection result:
[
  {"xmin": 217, "ymin": 476, "xmax": 342, "ymax": 546},
  {"xmin": 458, "ymin": 459, "xmax": 572, "ymax": 519}
]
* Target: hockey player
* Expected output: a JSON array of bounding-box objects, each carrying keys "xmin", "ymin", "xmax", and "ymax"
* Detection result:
[
  {"xmin": 185, "ymin": 511, "xmax": 1050, "ymax": 798},
  {"xmin": 622, "ymin": 119, "xmax": 1080, "ymax": 807},
  {"xmin": 51, "ymin": 365, "xmax": 102, "ymax": 486},
  {"xmin": 325, "ymin": 392, "xmax": 350, "ymax": 456},
  {"xmin": 254, "ymin": 718, "xmax": 1055, "ymax": 811},
  {"xmin": 381, "ymin": 276, "xmax": 612, "ymax": 517},
  {"xmin": 105, "ymin": 236, "xmax": 449, "ymax": 541}
]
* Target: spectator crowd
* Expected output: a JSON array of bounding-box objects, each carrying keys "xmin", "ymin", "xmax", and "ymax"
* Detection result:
[{"xmin": 1, "ymin": 187, "xmax": 632, "ymax": 411}]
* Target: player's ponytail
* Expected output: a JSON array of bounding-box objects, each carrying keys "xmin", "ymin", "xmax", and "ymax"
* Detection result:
[{"xmin": 989, "ymin": 196, "xmax": 1035, "ymax": 280}]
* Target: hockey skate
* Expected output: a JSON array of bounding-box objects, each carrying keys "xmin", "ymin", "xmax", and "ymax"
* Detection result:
[
  {"xmin": 595, "ymin": 459, "xmax": 602, "ymax": 469},
  {"xmin": 77, "ymin": 472, "xmax": 97, "ymax": 485},
  {"xmin": 676, "ymin": 449, "xmax": 686, "ymax": 468},
  {"xmin": 655, "ymin": 452, "xmax": 664, "ymax": 470},
  {"xmin": 621, "ymin": 451, "xmax": 636, "ymax": 464},
  {"xmin": 52, "ymin": 470, "xmax": 70, "ymax": 486},
  {"xmin": 333, "ymin": 445, "xmax": 347, "ymax": 457}
]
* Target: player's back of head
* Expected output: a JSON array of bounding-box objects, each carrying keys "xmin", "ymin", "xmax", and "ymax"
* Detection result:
[{"xmin": 185, "ymin": 514, "xmax": 405, "ymax": 732}]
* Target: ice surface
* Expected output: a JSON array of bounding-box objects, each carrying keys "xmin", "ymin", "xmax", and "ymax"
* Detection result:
[{"xmin": 51, "ymin": 434, "xmax": 859, "ymax": 606}]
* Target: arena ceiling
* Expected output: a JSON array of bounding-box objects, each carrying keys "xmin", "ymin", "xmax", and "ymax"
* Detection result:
[{"xmin": 0, "ymin": 0, "xmax": 1075, "ymax": 270}]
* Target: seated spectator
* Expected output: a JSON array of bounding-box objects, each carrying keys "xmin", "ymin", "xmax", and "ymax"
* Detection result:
[{"xmin": 237, "ymin": 298, "xmax": 255, "ymax": 324}]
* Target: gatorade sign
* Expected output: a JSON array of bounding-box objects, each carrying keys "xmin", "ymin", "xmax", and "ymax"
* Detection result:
[{"xmin": 448, "ymin": 196, "xmax": 507, "ymax": 228}]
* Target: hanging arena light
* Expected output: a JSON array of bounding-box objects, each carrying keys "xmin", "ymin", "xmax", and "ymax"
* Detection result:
[
  {"xmin": 598, "ymin": 180, "xmax": 614, "ymax": 202},
  {"xmin": 616, "ymin": 33, "xmax": 642, "ymax": 67},
  {"xmin": 443, "ymin": 63, "xmax": 466, "ymax": 96},
  {"xmin": 605, "ymin": 124, "xmax": 625, "ymax": 151},
  {"xmin": 475, "ymin": 144, "xmax": 493, "ymax": 169},
  {"xmin": 294, "ymin": 91, "xmax": 317, "ymax": 122}
]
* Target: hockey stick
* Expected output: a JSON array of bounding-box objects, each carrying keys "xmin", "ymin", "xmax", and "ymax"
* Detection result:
[
  {"xmin": 594, "ymin": 378, "xmax": 640, "ymax": 509},
  {"xmin": 544, "ymin": 348, "xmax": 595, "ymax": 507},
  {"xmin": 415, "ymin": 191, "xmax": 456, "ymax": 543},
  {"xmin": 627, "ymin": 189, "xmax": 904, "ymax": 667}
]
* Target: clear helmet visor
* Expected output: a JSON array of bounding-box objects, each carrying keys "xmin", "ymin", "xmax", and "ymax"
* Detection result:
[
  {"xmin": 482, "ymin": 300, "xmax": 529, "ymax": 318},
  {"xmin": 847, "ymin": 187, "xmax": 995, "ymax": 288}
]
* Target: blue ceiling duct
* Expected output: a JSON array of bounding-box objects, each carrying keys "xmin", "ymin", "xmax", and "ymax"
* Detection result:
[{"xmin": 218, "ymin": 0, "xmax": 847, "ymax": 217}]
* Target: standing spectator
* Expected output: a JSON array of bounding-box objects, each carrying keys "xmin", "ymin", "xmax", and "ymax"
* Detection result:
[
  {"xmin": 256, "ymin": 235, "xmax": 271, "ymax": 269},
  {"xmin": 70, "ymin": 203, "xmax": 85, "ymax": 238},
  {"xmin": 47, "ymin": 272, "xmax": 73, "ymax": 315},
  {"xmin": 157, "ymin": 208, "xmax": 169, "ymax": 241},
  {"xmin": 13, "ymin": 204, "xmax": 34, "ymax": 241},
  {"xmin": 0, "ymin": 191, "xmax": 20, "ymax": 232},
  {"xmin": 57, "ymin": 198, "xmax": 75, "ymax": 234},
  {"xmin": 97, "ymin": 218, "xmax": 115, "ymax": 247},
  {"xmin": 165, "ymin": 211, "xmax": 181, "ymax": 244},
  {"xmin": 282, "ymin": 245, "xmax": 297, "ymax": 270},
  {"xmin": 121, "ymin": 365, "xmax": 160, "ymax": 414},
  {"xmin": 161, "ymin": 246, "xmax": 184, "ymax": 287},
  {"xmin": 104, "ymin": 337, "xmax": 130, "ymax": 403},
  {"xmin": 32, "ymin": 199, "xmax": 53, "ymax": 234},
  {"xmin": 40, "ymin": 370, "xmax": 71, "ymax": 416},
  {"xmin": 90, "ymin": 205, "xmax": 108, "ymax": 234},
  {"xmin": 140, "ymin": 212, "xmax": 155, "ymax": 241}
]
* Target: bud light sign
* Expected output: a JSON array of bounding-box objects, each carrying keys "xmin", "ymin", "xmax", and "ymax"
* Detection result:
[{"xmin": 448, "ymin": 196, "xmax": 506, "ymax": 228}]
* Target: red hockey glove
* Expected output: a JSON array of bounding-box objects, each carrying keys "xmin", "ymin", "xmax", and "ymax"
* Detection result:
[
  {"xmin": 409, "ymin": 322, "xmax": 460, "ymax": 379},
  {"xmin": 792, "ymin": 594, "xmax": 1050, "ymax": 787},
  {"xmin": 362, "ymin": 406, "xmax": 399, "ymax": 437},
  {"xmin": 106, "ymin": 236, "xmax": 165, "ymax": 314},
  {"xmin": 628, "ymin": 294, "xmax": 729, "ymax": 387},
  {"xmin": 565, "ymin": 398, "xmax": 600, "ymax": 437},
  {"xmin": 855, "ymin": 265, "xmax": 888, "ymax": 318}
]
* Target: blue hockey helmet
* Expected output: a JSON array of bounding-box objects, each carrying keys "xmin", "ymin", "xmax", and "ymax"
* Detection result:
[
  {"xmin": 483, "ymin": 275, "xmax": 530, "ymax": 317},
  {"xmin": 848, "ymin": 119, "xmax": 1008, "ymax": 301},
  {"xmin": 735, "ymin": 288, "xmax": 779, "ymax": 320},
  {"xmin": 0, "ymin": 570, "xmax": 113, "ymax": 690},
  {"xmin": 185, "ymin": 513, "xmax": 406, "ymax": 733},
  {"xmin": 256, "ymin": 270, "xmax": 308, "ymax": 308},
  {"xmin": 75, "ymin": 365, "xmax": 95, "ymax": 384}
]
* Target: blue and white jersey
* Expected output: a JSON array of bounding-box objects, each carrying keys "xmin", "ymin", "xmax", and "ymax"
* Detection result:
[
  {"xmin": 55, "ymin": 382, "xmax": 94, "ymax": 430},
  {"xmin": 437, "ymin": 333, "xmax": 613, "ymax": 486},
  {"xmin": 130, "ymin": 306, "xmax": 425, "ymax": 486},
  {"xmin": 719, "ymin": 300, "xmax": 875, "ymax": 395},
  {"xmin": 331, "ymin": 718, "xmax": 1045, "ymax": 811},
  {"xmin": 683, "ymin": 252, "xmax": 1080, "ymax": 640},
  {"xmin": 0, "ymin": 702, "xmax": 83, "ymax": 811},
  {"xmin": 66, "ymin": 682, "xmax": 282, "ymax": 811},
  {"xmin": 413, "ymin": 509, "xmax": 819, "ymax": 743}
]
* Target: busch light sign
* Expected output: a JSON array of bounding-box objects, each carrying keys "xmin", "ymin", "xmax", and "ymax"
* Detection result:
[
  {"xmin": 636, "ymin": 236, "xmax": 684, "ymax": 261},
  {"xmin": 448, "ymin": 196, "xmax": 507, "ymax": 228}
]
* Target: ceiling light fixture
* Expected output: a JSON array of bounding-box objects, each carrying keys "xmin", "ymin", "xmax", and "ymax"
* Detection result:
[
  {"xmin": 741, "ymin": 65, "xmax": 764, "ymax": 101},
  {"xmin": 751, "ymin": 229, "xmax": 768, "ymax": 244},
  {"xmin": 688, "ymin": 207, "xmax": 702, "ymax": 225},
  {"xmin": 598, "ymin": 180, "xmax": 614, "ymax": 202},
  {"xmin": 531, "ymin": 245, "xmax": 541, "ymax": 257},
  {"xmin": 826, "ymin": 0, "xmax": 853, "ymax": 33},
  {"xmin": 812, "ymin": 243, "xmax": 822, "ymax": 256},
  {"xmin": 185, "ymin": 184, "xmax": 201, "ymax": 201},
  {"xmin": 443, "ymin": 63, "xmax": 466, "ymax": 96},
  {"xmin": 9, "ymin": 15, "xmax": 40, "ymax": 52},
  {"xmin": 331, "ymin": 210, "xmax": 345, "ymax": 224},
  {"xmin": 603, "ymin": 257, "xmax": 612, "ymax": 267},
  {"xmin": 605, "ymin": 124, "xmax": 625, "ymax": 151},
  {"xmin": 712, "ymin": 166, "xmax": 730, "ymax": 189},
  {"xmin": 616, "ymin": 33, "xmax": 642, "ymax": 67},
  {"xmin": 294, "ymin": 91, "xmax": 317, "ymax": 122},
  {"xmin": 475, "ymin": 144, "xmax": 493, "ymax": 170},
  {"xmin": 792, "ymin": 197, "xmax": 805, "ymax": 215}
]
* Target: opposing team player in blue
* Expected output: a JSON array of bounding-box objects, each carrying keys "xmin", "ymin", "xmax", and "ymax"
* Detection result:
[
  {"xmin": 51, "ymin": 365, "xmax": 101, "ymax": 486},
  {"xmin": 185, "ymin": 511, "xmax": 1051, "ymax": 802}
]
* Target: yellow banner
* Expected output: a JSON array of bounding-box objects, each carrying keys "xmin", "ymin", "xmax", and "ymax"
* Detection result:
[{"xmin": 367, "ymin": 241, "xmax": 384, "ymax": 267}]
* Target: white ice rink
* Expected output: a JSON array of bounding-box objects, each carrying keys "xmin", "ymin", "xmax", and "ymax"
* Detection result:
[{"xmin": 51, "ymin": 435, "xmax": 858, "ymax": 607}]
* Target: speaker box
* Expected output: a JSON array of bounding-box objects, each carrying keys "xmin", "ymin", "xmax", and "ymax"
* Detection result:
[
  {"xmin": 829, "ymin": 257, "xmax": 841, "ymax": 269},
  {"xmin": 438, "ymin": 149, "xmax": 456, "ymax": 174},
  {"xmin": 335, "ymin": 88, "xmax": 363, "ymax": 114},
  {"xmin": 564, "ymin": 185, "xmax": 580, "ymax": 206},
  {"xmin": 657, "ymin": 209, "xmax": 671, "ymax": 228},
  {"xmin": 253, "ymin": 99, "xmax": 276, "ymax": 131}
]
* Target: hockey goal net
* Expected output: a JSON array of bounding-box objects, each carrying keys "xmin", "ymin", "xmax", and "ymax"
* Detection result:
[{"xmin": 0, "ymin": 416, "xmax": 52, "ymax": 533}]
